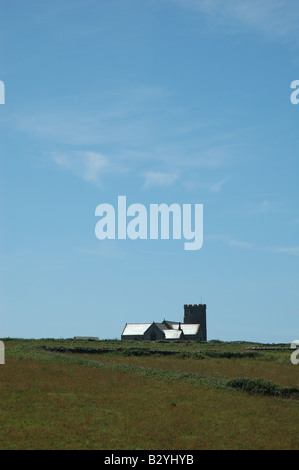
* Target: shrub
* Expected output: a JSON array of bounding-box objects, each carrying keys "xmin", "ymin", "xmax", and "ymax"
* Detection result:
[{"xmin": 227, "ymin": 377, "xmax": 299, "ymax": 399}]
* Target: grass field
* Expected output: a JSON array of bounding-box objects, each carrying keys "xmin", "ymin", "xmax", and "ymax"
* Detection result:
[{"xmin": 0, "ymin": 338, "xmax": 298, "ymax": 450}]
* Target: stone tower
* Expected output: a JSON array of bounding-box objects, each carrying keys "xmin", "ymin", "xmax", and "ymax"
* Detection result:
[{"xmin": 184, "ymin": 304, "xmax": 207, "ymax": 341}]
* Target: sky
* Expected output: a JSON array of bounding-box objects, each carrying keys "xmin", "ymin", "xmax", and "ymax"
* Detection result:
[{"xmin": 0, "ymin": 0, "xmax": 299, "ymax": 342}]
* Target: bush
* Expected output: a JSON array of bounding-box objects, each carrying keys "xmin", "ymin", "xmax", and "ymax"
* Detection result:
[
  {"xmin": 227, "ymin": 377, "xmax": 299, "ymax": 399},
  {"xmin": 228, "ymin": 378, "xmax": 281, "ymax": 396}
]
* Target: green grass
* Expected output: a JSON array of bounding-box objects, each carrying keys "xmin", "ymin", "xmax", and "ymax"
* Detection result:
[{"xmin": 0, "ymin": 338, "xmax": 298, "ymax": 450}]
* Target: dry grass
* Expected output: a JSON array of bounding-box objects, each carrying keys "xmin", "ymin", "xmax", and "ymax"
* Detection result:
[{"xmin": 0, "ymin": 356, "xmax": 298, "ymax": 450}]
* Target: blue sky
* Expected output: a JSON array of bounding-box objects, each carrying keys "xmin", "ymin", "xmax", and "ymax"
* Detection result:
[{"xmin": 0, "ymin": 0, "xmax": 299, "ymax": 342}]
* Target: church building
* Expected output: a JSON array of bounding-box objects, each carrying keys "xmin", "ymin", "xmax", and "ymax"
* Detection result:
[{"xmin": 121, "ymin": 304, "xmax": 207, "ymax": 341}]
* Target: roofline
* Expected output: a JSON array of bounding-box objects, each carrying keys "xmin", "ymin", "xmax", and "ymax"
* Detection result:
[
  {"xmin": 121, "ymin": 323, "xmax": 152, "ymax": 336},
  {"xmin": 122, "ymin": 321, "xmax": 201, "ymax": 337}
]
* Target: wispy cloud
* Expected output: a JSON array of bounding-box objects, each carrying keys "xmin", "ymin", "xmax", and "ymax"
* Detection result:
[
  {"xmin": 76, "ymin": 242, "xmax": 128, "ymax": 260},
  {"xmin": 209, "ymin": 177, "xmax": 230, "ymax": 192},
  {"xmin": 208, "ymin": 234, "xmax": 254, "ymax": 249},
  {"xmin": 142, "ymin": 171, "xmax": 179, "ymax": 188},
  {"xmin": 183, "ymin": 176, "xmax": 230, "ymax": 192},
  {"xmin": 11, "ymin": 84, "xmax": 241, "ymax": 188},
  {"xmin": 51, "ymin": 151, "xmax": 128, "ymax": 185},
  {"xmin": 226, "ymin": 238, "xmax": 254, "ymax": 249},
  {"xmin": 271, "ymin": 246, "xmax": 299, "ymax": 256},
  {"xmin": 244, "ymin": 200, "xmax": 277, "ymax": 216},
  {"xmin": 174, "ymin": 0, "xmax": 299, "ymax": 44},
  {"xmin": 208, "ymin": 234, "xmax": 299, "ymax": 256},
  {"xmin": 13, "ymin": 85, "xmax": 169, "ymax": 146},
  {"xmin": 153, "ymin": 142, "xmax": 235, "ymax": 170}
]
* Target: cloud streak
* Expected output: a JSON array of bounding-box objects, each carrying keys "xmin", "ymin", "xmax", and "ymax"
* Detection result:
[
  {"xmin": 174, "ymin": 0, "xmax": 299, "ymax": 44},
  {"xmin": 271, "ymin": 246, "xmax": 299, "ymax": 256},
  {"xmin": 51, "ymin": 151, "xmax": 128, "ymax": 185},
  {"xmin": 208, "ymin": 234, "xmax": 299, "ymax": 256},
  {"xmin": 142, "ymin": 170, "xmax": 179, "ymax": 188},
  {"xmin": 12, "ymin": 89, "xmax": 238, "ymax": 190},
  {"xmin": 208, "ymin": 234, "xmax": 254, "ymax": 249}
]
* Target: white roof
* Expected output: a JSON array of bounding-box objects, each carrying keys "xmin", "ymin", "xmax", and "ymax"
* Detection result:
[
  {"xmin": 164, "ymin": 329, "xmax": 184, "ymax": 339},
  {"xmin": 181, "ymin": 324, "xmax": 200, "ymax": 335},
  {"xmin": 122, "ymin": 323, "xmax": 151, "ymax": 336},
  {"xmin": 122, "ymin": 322, "xmax": 200, "ymax": 338},
  {"xmin": 166, "ymin": 322, "xmax": 180, "ymax": 329},
  {"xmin": 168, "ymin": 323, "xmax": 200, "ymax": 335}
]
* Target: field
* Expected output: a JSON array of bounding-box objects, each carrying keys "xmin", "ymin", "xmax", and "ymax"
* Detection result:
[{"xmin": 0, "ymin": 338, "xmax": 298, "ymax": 450}]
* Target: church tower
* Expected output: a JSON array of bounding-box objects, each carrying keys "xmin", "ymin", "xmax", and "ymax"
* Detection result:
[{"xmin": 184, "ymin": 304, "xmax": 207, "ymax": 341}]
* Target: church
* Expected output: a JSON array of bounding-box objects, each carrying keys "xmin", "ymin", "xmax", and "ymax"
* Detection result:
[{"xmin": 121, "ymin": 304, "xmax": 207, "ymax": 341}]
